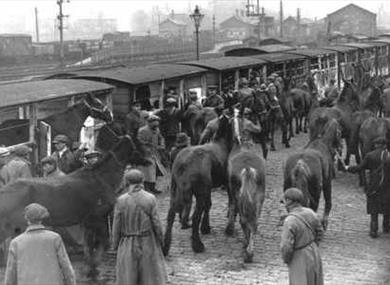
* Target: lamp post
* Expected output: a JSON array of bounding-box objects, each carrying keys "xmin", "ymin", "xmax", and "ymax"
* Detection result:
[{"xmin": 190, "ymin": 5, "xmax": 204, "ymax": 60}]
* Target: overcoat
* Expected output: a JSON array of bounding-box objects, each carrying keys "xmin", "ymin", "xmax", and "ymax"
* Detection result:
[
  {"xmin": 280, "ymin": 206, "xmax": 324, "ymax": 285},
  {"xmin": 0, "ymin": 156, "xmax": 32, "ymax": 185},
  {"xmin": 5, "ymin": 225, "xmax": 76, "ymax": 285},
  {"xmin": 124, "ymin": 109, "xmax": 145, "ymax": 137},
  {"xmin": 349, "ymin": 147, "xmax": 390, "ymax": 214},
  {"xmin": 112, "ymin": 185, "xmax": 167, "ymax": 285},
  {"xmin": 51, "ymin": 149, "xmax": 81, "ymax": 174},
  {"xmin": 137, "ymin": 125, "xmax": 165, "ymax": 183}
]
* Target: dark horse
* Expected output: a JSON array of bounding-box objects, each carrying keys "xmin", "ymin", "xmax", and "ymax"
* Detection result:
[
  {"xmin": 284, "ymin": 118, "xmax": 342, "ymax": 230},
  {"xmin": 0, "ymin": 135, "xmax": 147, "ymax": 281},
  {"xmin": 0, "ymin": 94, "xmax": 113, "ymax": 147},
  {"xmin": 163, "ymin": 115, "xmax": 233, "ymax": 255},
  {"xmin": 309, "ymin": 79, "xmax": 360, "ymax": 166},
  {"xmin": 289, "ymin": 86, "xmax": 312, "ymax": 134},
  {"xmin": 225, "ymin": 118, "xmax": 266, "ymax": 263}
]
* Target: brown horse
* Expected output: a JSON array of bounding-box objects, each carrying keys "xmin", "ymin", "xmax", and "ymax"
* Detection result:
[
  {"xmin": 225, "ymin": 121, "xmax": 266, "ymax": 263},
  {"xmin": 290, "ymin": 87, "xmax": 312, "ymax": 134},
  {"xmin": 284, "ymin": 118, "xmax": 342, "ymax": 229},
  {"xmin": 309, "ymin": 79, "xmax": 360, "ymax": 166},
  {"xmin": 0, "ymin": 94, "xmax": 113, "ymax": 147},
  {"xmin": 182, "ymin": 106, "xmax": 217, "ymax": 145},
  {"xmin": 0, "ymin": 135, "xmax": 146, "ymax": 280},
  {"xmin": 163, "ymin": 115, "xmax": 233, "ymax": 255}
]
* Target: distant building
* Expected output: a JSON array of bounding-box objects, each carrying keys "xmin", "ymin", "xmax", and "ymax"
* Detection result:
[
  {"xmin": 326, "ymin": 4, "xmax": 376, "ymax": 37},
  {"xmin": 67, "ymin": 18, "xmax": 117, "ymax": 40},
  {"xmin": 159, "ymin": 18, "xmax": 188, "ymax": 38},
  {"xmin": 0, "ymin": 34, "xmax": 32, "ymax": 57},
  {"xmin": 219, "ymin": 15, "xmax": 256, "ymax": 40}
]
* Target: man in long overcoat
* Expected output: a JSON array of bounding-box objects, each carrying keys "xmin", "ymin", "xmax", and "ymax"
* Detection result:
[
  {"xmin": 137, "ymin": 115, "xmax": 165, "ymax": 194},
  {"xmin": 348, "ymin": 133, "xmax": 390, "ymax": 238},
  {"xmin": 280, "ymin": 188, "xmax": 324, "ymax": 285},
  {"xmin": 112, "ymin": 169, "xmax": 167, "ymax": 285},
  {"xmin": 5, "ymin": 203, "xmax": 75, "ymax": 285}
]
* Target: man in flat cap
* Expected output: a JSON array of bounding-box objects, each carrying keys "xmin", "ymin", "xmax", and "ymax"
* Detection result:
[
  {"xmin": 137, "ymin": 115, "xmax": 165, "ymax": 194},
  {"xmin": 112, "ymin": 169, "xmax": 167, "ymax": 285},
  {"xmin": 280, "ymin": 188, "xmax": 324, "ymax": 285},
  {"xmin": 5, "ymin": 203, "xmax": 75, "ymax": 285},
  {"xmin": 125, "ymin": 101, "xmax": 146, "ymax": 138},
  {"xmin": 203, "ymin": 85, "xmax": 224, "ymax": 110},
  {"xmin": 51, "ymin": 134, "xmax": 82, "ymax": 174},
  {"xmin": 1, "ymin": 145, "xmax": 32, "ymax": 185},
  {"xmin": 41, "ymin": 156, "xmax": 65, "ymax": 178},
  {"xmin": 155, "ymin": 97, "xmax": 184, "ymax": 152}
]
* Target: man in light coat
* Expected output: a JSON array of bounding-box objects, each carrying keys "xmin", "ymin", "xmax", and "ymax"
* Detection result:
[
  {"xmin": 137, "ymin": 114, "xmax": 165, "ymax": 194},
  {"xmin": 1, "ymin": 145, "xmax": 32, "ymax": 184},
  {"xmin": 5, "ymin": 203, "xmax": 75, "ymax": 285},
  {"xmin": 112, "ymin": 169, "xmax": 167, "ymax": 285},
  {"xmin": 280, "ymin": 188, "xmax": 324, "ymax": 285}
]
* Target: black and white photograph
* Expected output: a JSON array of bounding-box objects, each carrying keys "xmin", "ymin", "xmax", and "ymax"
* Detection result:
[{"xmin": 0, "ymin": 0, "xmax": 389, "ymax": 284}]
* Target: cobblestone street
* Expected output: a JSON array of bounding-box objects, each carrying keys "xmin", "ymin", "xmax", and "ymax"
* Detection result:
[{"xmin": 2, "ymin": 131, "xmax": 390, "ymax": 285}]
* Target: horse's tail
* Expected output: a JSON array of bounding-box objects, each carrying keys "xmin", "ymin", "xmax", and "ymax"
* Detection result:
[
  {"xmin": 239, "ymin": 167, "xmax": 260, "ymax": 224},
  {"xmin": 291, "ymin": 159, "xmax": 311, "ymax": 206}
]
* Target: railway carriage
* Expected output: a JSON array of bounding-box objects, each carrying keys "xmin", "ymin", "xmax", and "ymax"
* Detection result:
[{"xmin": 0, "ymin": 79, "xmax": 114, "ymax": 171}]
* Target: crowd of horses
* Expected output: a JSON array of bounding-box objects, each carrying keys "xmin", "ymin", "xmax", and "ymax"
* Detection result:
[{"xmin": 0, "ymin": 71, "xmax": 389, "ymax": 281}]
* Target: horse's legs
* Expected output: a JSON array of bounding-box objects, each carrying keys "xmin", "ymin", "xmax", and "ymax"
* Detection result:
[
  {"xmin": 200, "ymin": 196, "xmax": 212, "ymax": 235},
  {"xmin": 322, "ymin": 181, "xmax": 332, "ymax": 231},
  {"xmin": 163, "ymin": 207, "xmax": 176, "ymax": 256},
  {"xmin": 225, "ymin": 187, "xmax": 237, "ymax": 236},
  {"xmin": 240, "ymin": 218, "xmax": 253, "ymax": 263},
  {"xmin": 383, "ymin": 214, "xmax": 390, "ymax": 233},
  {"xmin": 270, "ymin": 120, "xmax": 276, "ymax": 151},
  {"xmin": 191, "ymin": 196, "xmax": 205, "ymax": 253},
  {"xmin": 260, "ymin": 139, "xmax": 268, "ymax": 160},
  {"xmin": 370, "ymin": 213, "xmax": 379, "ymax": 238}
]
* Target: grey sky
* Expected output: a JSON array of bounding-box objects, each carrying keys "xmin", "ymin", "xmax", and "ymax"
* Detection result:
[{"xmin": 0, "ymin": 0, "xmax": 388, "ymax": 32}]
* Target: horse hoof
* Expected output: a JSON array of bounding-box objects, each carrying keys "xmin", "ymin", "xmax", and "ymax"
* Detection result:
[
  {"xmin": 370, "ymin": 231, "xmax": 378, "ymax": 238},
  {"xmin": 181, "ymin": 223, "xmax": 191, "ymax": 230},
  {"xmin": 192, "ymin": 241, "xmax": 205, "ymax": 253},
  {"xmin": 225, "ymin": 224, "xmax": 234, "ymax": 236},
  {"xmin": 244, "ymin": 253, "xmax": 253, "ymax": 263},
  {"xmin": 201, "ymin": 225, "xmax": 211, "ymax": 235},
  {"xmin": 321, "ymin": 219, "xmax": 328, "ymax": 231}
]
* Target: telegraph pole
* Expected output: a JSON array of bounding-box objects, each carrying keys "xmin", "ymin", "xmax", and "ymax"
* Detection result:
[
  {"xmin": 246, "ymin": 0, "xmax": 266, "ymax": 42},
  {"xmin": 57, "ymin": 0, "xmax": 68, "ymax": 67},
  {"xmin": 212, "ymin": 14, "xmax": 216, "ymax": 47},
  {"xmin": 280, "ymin": 0, "xmax": 283, "ymax": 38},
  {"xmin": 35, "ymin": 7, "xmax": 40, "ymax": 42},
  {"xmin": 297, "ymin": 8, "xmax": 301, "ymax": 41}
]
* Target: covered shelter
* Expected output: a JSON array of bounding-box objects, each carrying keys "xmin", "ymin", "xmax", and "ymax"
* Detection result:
[
  {"xmin": 339, "ymin": 42, "xmax": 378, "ymax": 75},
  {"xmin": 0, "ymin": 79, "xmax": 115, "ymax": 167},
  {"xmin": 73, "ymin": 64, "xmax": 208, "ymax": 117},
  {"xmin": 180, "ymin": 56, "xmax": 267, "ymax": 90}
]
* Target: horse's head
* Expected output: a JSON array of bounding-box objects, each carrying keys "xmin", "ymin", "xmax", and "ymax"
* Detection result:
[
  {"xmin": 83, "ymin": 93, "xmax": 113, "ymax": 123},
  {"xmin": 360, "ymin": 82, "xmax": 382, "ymax": 113},
  {"xmin": 214, "ymin": 114, "xmax": 234, "ymax": 151},
  {"xmin": 339, "ymin": 79, "xmax": 359, "ymax": 111}
]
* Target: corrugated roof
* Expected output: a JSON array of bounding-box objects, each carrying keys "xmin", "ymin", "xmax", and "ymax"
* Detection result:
[
  {"xmin": 321, "ymin": 45, "xmax": 358, "ymax": 53},
  {"xmin": 339, "ymin": 42, "xmax": 377, "ymax": 49},
  {"xmin": 252, "ymin": 52, "xmax": 306, "ymax": 63},
  {"xmin": 75, "ymin": 64, "xmax": 207, "ymax": 85},
  {"xmin": 180, "ymin": 57, "xmax": 267, "ymax": 71},
  {"xmin": 0, "ymin": 79, "xmax": 114, "ymax": 109},
  {"xmin": 372, "ymin": 38, "xmax": 390, "ymax": 44},
  {"xmin": 286, "ymin": 48, "xmax": 336, "ymax": 57}
]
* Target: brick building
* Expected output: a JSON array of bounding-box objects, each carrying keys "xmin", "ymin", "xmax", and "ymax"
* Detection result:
[
  {"xmin": 219, "ymin": 15, "xmax": 256, "ymax": 40},
  {"xmin": 326, "ymin": 4, "xmax": 376, "ymax": 36}
]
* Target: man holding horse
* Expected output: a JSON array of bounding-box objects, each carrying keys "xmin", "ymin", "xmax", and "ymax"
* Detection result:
[
  {"xmin": 137, "ymin": 114, "xmax": 165, "ymax": 195},
  {"xmin": 347, "ymin": 131, "xmax": 390, "ymax": 238},
  {"xmin": 280, "ymin": 188, "xmax": 324, "ymax": 285}
]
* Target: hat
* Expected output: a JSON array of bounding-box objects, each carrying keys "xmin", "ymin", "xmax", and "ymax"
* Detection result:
[
  {"xmin": 0, "ymin": 147, "xmax": 10, "ymax": 157},
  {"xmin": 53, "ymin": 134, "xmax": 69, "ymax": 144},
  {"xmin": 147, "ymin": 114, "xmax": 160, "ymax": 122},
  {"xmin": 12, "ymin": 145, "xmax": 32, "ymax": 157},
  {"xmin": 271, "ymin": 73, "xmax": 278, "ymax": 77},
  {"xmin": 24, "ymin": 203, "xmax": 50, "ymax": 223},
  {"xmin": 85, "ymin": 150, "xmax": 101, "ymax": 159},
  {"xmin": 243, "ymin": 107, "xmax": 252, "ymax": 115},
  {"xmin": 41, "ymin": 156, "xmax": 56, "ymax": 166},
  {"xmin": 268, "ymin": 83, "xmax": 276, "ymax": 88},
  {"xmin": 124, "ymin": 169, "xmax": 144, "ymax": 185},
  {"xmin": 175, "ymin": 132, "xmax": 190, "ymax": 147},
  {"xmin": 284, "ymin": 187, "xmax": 304, "ymax": 204},
  {"xmin": 240, "ymin": 78, "xmax": 249, "ymax": 85},
  {"xmin": 260, "ymin": 83, "xmax": 267, "ymax": 90},
  {"xmin": 166, "ymin": 97, "xmax": 177, "ymax": 105}
]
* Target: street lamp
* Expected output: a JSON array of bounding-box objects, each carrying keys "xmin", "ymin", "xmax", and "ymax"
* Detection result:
[{"xmin": 190, "ymin": 5, "xmax": 204, "ymax": 60}]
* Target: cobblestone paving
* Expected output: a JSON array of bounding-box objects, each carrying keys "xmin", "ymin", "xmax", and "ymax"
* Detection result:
[{"xmin": 2, "ymin": 131, "xmax": 390, "ymax": 285}]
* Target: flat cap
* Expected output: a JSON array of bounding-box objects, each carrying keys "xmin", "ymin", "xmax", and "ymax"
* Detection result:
[
  {"xmin": 24, "ymin": 203, "xmax": 50, "ymax": 223},
  {"xmin": 284, "ymin": 187, "xmax": 304, "ymax": 204},
  {"xmin": 166, "ymin": 97, "xmax": 177, "ymax": 104},
  {"xmin": 243, "ymin": 107, "xmax": 252, "ymax": 115},
  {"xmin": 12, "ymin": 145, "xmax": 32, "ymax": 157},
  {"xmin": 53, "ymin": 134, "xmax": 69, "ymax": 144},
  {"xmin": 147, "ymin": 114, "xmax": 160, "ymax": 122},
  {"xmin": 124, "ymin": 169, "xmax": 144, "ymax": 184}
]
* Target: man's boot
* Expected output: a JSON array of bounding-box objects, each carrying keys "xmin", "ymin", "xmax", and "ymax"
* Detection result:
[
  {"xmin": 370, "ymin": 214, "xmax": 379, "ymax": 238},
  {"xmin": 383, "ymin": 215, "xmax": 390, "ymax": 233}
]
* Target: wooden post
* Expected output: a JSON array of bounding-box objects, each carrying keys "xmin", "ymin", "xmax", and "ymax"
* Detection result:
[
  {"xmin": 234, "ymin": 70, "xmax": 239, "ymax": 90},
  {"xmin": 29, "ymin": 103, "xmax": 38, "ymax": 169},
  {"xmin": 262, "ymin": 65, "xmax": 267, "ymax": 83},
  {"xmin": 160, "ymin": 80, "xmax": 165, "ymax": 109},
  {"xmin": 179, "ymin": 79, "xmax": 184, "ymax": 109},
  {"xmin": 218, "ymin": 72, "xmax": 222, "ymax": 91},
  {"xmin": 201, "ymin": 74, "xmax": 207, "ymax": 99}
]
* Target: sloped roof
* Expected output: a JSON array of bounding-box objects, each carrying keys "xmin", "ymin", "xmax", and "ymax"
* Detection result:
[
  {"xmin": 328, "ymin": 4, "xmax": 376, "ymax": 17},
  {"xmin": 220, "ymin": 15, "xmax": 255, "ymax": 28},
  {"xmin": 160, "ymin": 18, "xmax": 187, "ymax": 26},
  {"xmin": 0, "ymin": 79, "xmax": 114, "ymax": 108},
  {"xmin": 286, "ymin": 48, "xmax": 336, "ymax": 57},
  {"xmin": 253, "ymin": 52, "xmax": 306, "ymax": 63},
  {"xmin": 180, "ymin": 57, "xmax": 266, "ymax": 71}
]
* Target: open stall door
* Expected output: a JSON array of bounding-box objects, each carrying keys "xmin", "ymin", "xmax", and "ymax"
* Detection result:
[{"xmin": 38, "ymin": 121, "xmax": 51, "ymax": 160}]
